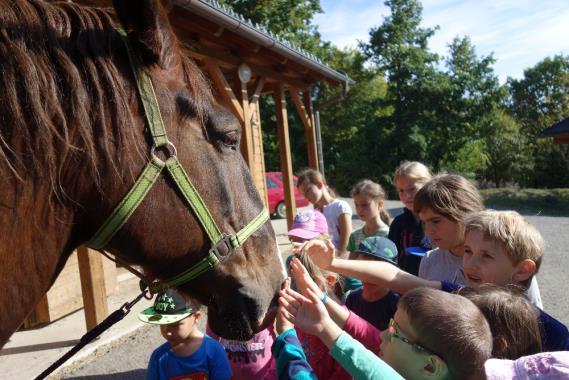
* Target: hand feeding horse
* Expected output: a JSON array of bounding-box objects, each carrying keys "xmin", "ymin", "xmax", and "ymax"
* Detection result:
[{"xmin": 0, "ymin": 0, "xmax": 286, "ymax": 348}]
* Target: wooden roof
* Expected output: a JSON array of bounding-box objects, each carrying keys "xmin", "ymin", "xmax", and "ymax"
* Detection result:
[{"xmin": 541, "ymin": 117, "xmax": 569, "ymax": 144}]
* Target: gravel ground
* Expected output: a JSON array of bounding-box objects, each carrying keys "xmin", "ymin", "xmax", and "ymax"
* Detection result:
[{"xmin": 59, "ymin": 200, "xmax": 569, "ymax": 379}]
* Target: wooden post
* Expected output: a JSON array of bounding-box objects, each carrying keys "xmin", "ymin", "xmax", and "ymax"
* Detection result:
[
  {"xmin": 77, "ymin": 246, "xmax": 108, "ymax": 331},
  {"xmin": 303, "ymin": 90, "xmax": 319, "ymax": 171},
  {"xmin": 240, "ymin": 80, "xmax": 254, "ymax": 168},
  {"xmin": 274, "ymin": 83, "xmax": 296, "ymax": 228}
]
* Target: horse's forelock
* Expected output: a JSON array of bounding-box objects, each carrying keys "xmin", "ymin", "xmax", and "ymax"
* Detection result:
[{"xmin": 0, "ymin": 0, "xmax": 214, "ymax": 203}]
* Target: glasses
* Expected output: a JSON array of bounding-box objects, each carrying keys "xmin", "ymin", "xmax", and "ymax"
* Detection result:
[{"xmin": 387, "ymin": 318, "xmax": 432, "ymax": 354}]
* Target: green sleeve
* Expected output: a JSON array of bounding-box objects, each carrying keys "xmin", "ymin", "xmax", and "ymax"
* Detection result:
[
  {"xmin": 330, "ymin": 332, "xmax": 404, "ymax": 380},
  {"xmin": 347, "ymin": 232, "xmax": 356, "ymax": 252}
]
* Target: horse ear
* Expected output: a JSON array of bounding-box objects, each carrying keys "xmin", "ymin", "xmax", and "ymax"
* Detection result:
[{"xmin": 112, "ymin": 0, "xmax": 179, "ymax": 69}]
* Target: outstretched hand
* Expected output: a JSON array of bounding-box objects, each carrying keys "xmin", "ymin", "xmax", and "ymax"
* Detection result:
[
  {"xmin": 278, "ymin": 287, "xmax": 331, "ymax": 337},
  {"xmin": 276, "ymin": 278, "xmax": 295, "ymax": 334},
  {"xmin": 294, "ymin": 239, "xmax": 335, "ymax": 270},
  {"xmin": 289, "ymin": 256, "xmax": 323, "ymax": 298}
]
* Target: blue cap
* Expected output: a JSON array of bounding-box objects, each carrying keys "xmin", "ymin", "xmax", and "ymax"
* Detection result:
[{"xmin": 355, "ymin": 236, "xmax": 398, "ymax": 266}]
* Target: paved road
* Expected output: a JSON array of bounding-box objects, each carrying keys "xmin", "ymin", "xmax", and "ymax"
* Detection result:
[{"xmin": 59, "ymin": 200, "xmax": 569, "ymax": 379}]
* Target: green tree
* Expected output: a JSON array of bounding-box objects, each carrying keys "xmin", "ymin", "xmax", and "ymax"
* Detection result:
[
  {"xmin": 507, "ymin": 55, "xmax": 569, "ymax": 187},
  {"xmin": 362, "ymin": 0, "xmax": 439, "ymax": 166}
]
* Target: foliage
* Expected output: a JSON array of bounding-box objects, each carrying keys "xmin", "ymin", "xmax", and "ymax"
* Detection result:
[
  {"xmin": 481, "ymin": 188, "xmax": 569, "ymax": 217},
  {"xmin": 222, "ymin": 0, "xmax": 569, "ymax": 193}
]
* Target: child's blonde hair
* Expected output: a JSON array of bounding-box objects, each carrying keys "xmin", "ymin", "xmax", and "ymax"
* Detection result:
[
  {"xmin": 463, "ymin": 210, "xmax": 544, "ymax": 273},
  {"xmin": 413, "ymin": 173, "xmax": 484, "ymax": 221},
  {"xmin": 350, "ymin": 179, "xmax": 391, "ymax": 225},
  {"xmin": 394, "ymin": 161, "xmax": 432, "ymax": 184}
]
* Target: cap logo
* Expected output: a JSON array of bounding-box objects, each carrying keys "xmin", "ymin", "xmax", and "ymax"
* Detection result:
[
  {"xmin": 294, "ymin": 212, "xmax": 313, "ymax": 223},
  {"xmin": 154, "ymin": 294, "xmax": 176, "ymax": 312},
  {"xmin": 383, "ymin": 247, "xmax": 394, "ymax": 256}
]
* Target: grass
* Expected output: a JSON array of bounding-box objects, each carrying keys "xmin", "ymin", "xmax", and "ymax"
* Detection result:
[{"xmin": 481, "ymin": 188, "xmax": 569, "ymax": 217}]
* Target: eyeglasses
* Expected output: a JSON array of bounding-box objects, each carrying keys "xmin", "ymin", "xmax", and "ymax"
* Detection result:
[{"xmin": 387, "ymin": 318, "xmax": 432, "ymax": 354}]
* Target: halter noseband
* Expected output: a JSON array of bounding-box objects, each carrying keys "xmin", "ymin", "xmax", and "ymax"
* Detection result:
[{"xmin": 86, "ymin": 29, "xmax": 269, "ymax": 294}]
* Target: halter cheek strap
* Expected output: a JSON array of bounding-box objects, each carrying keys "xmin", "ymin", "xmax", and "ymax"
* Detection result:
[{"xmin": 86, "ymin": 28, "xmax": 269, "ymax": 294}]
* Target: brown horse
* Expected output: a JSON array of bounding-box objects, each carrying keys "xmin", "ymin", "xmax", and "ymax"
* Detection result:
[{"xmin": 0, "ymin": 0, "xmax": 285, "ymax": 347}]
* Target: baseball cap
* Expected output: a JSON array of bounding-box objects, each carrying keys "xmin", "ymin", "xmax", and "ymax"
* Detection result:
[
  {"xmin": 485, "ymin": 352, "xmax": 569, "ymax": 379},
  {"xmin": 355, "ymin": 236, "xmax": 398, "ymax": 266},
  {"xmin": 287, "ymin": 209, "xmax": 328, "ymax": 241},
  {"xmin": 138, "ymin": 289, "xmax": 196, "ymax": 325}
]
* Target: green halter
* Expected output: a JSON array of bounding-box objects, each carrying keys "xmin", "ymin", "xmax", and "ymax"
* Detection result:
[{"xmin": 87, "ymin": 29, "xmax": 269, "ymax": 294}]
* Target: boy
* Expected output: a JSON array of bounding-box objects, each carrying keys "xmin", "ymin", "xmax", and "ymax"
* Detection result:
[
  {"xmin": 345, "ymin": 236, "xmax": 400, "ymax": 330},
  {"xmin": 275, "ymin": 284, "xmax": 492, "ymax": 379},
  {"xmin": 301, "ymin": 210, "xmax": 569, "ymax": 351},
  {"xmin": 139, "ymin": 289, "xmax": 232, "ymax": 380}
]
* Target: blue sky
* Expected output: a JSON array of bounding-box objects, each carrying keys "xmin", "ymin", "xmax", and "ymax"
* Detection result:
[{"xmin": 313, "ymin": 0, "xmax": 569, "ymax": 83}]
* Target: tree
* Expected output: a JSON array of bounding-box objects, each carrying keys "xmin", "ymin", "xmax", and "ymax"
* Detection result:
[{"xmin": 507, "ymin": 55, "xmax": 569, "ymax": 187}]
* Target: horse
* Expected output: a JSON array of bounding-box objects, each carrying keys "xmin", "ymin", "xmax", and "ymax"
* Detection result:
[{"xmin": 0, "ymin": 0, "xmax": 285, "ymax": 348}]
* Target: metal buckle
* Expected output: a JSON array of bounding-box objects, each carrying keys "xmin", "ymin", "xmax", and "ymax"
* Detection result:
[{"xmin": 209, "ymin": 235, "xmax": 234, "ymax": 262}]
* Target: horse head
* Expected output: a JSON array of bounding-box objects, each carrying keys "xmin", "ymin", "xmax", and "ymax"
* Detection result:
[{"xmin": 0, "ymin": 0, "xmax": 285, "ymax": 345}]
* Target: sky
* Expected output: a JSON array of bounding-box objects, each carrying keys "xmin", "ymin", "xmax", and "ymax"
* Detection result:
[{"xmin": 313, "ymin": 0, "xmax": 569, "ymax": 83}]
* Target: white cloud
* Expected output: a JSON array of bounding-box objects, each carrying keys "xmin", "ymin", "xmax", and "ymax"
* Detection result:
[{"xmin": 314, "ymin": 0, "xmax": 569, "ymax": 82}]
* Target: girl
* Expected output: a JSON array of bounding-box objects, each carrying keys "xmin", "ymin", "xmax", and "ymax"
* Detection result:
[
  {"xmin": 388, "ymin": 161, "xmax": 432, "ymax": 275},
  {"xmin": 414, "ymin": 173, "xmax": 484, "ymax": 284},
  {"xmin": 285, "ymin": 210, "xmax": 350, "ymax": 379},
  {"xmin": 348, "ymin": 179, "xmax": 391, "ymax": 257},
  {"xmin": 296, "ymin": 168, "xmax": 352, "ymax": 259}
]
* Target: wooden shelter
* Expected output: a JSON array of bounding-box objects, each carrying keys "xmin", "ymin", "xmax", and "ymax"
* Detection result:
[
  {"xmin": 542, "ymin": 117, "xmax": 569, "ymax": 145},
  {"xmin": 25, "ymin": 0, "xmax": 351, "ymax": 331}
]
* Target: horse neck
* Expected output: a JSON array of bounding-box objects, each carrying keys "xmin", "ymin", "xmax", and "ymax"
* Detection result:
[{"xmin": 0, "ymin": 177, "xmax": 81, "ymax": 347}]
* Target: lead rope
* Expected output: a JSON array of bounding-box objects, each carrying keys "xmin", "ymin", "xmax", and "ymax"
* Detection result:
[{"xmin": 33, "ymin": 288, "xmax": 151, "ymax": 380}]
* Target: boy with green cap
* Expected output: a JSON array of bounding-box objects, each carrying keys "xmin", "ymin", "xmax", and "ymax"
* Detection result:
[
  {"xmin": 139, "ymin": 289, "xmax": 231, "ymax": 380},
  {"xmin": 345, "ymin": 236, "xmax": 400, "ymax": 330}
]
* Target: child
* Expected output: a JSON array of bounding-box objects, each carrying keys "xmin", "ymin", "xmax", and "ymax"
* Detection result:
[
  {"xmin": 276, "ymin": 284, "xmax": 492, "ymax": 379},
  {"xmin": 414, "ymin": 173, "xmax": 484, "ymax": 284},
  {"xmin": 388, "ymin": 161, "xmax": 432, "ymax": 275},
  {"xmin": 348, "ymin": 179, "xmax": 391, "ymax": 254},
  {"xmin": 345, "ymin": 236, "xmax": 400, "ymax": 330},
  {"xmin": 485, "ymin": 351, "xmax": 569, "ymax": 379},
  {"xmin": 459, "ymin": 285, "xmax": 542, "ymax": 359},
  {"xmin": 300, "ymin": 210, "xmax": 569, "ymax": 352},
  {"xmin": 296, "ymin": 168, "xmax": 352, "ymax": 258},
  {"xmin": 139, "ymin": 289, "xmax": 232, "ymax": 380},
  {"xmin": 346, "ymin": 179, "xmax": 390, "ymax": 291}
]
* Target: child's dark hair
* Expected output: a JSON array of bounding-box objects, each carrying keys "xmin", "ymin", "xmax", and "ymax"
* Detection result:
[
  {"xmin": 350, "ymin": 179, "xmax": 391, "ymax": 225},
  {"xmin": 399, "ymin": 287, "xmax": 492, "ymax": 379},
  {"xmin": 413, "ymin": 173, "xmax": 484, "ymax": 221},
  {"xmin": 459, "ymin": 285, "xmax": 542, "ymax": 359}
]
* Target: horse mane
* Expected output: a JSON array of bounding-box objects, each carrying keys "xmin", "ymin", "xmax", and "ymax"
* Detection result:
[{"xmin": 0, "ymin": 0, "xmax": 214, "ymax": 199}]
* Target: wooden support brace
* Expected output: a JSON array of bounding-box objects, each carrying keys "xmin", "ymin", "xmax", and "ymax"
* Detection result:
[
  {"xmin": 77, "ymin": 246, "xmax": 108, "ymax": 331},
  {"xmin": 240, "ymin": 80, "xmax": 255, "ymax": 167},
  {"xmin": 204, "ymin": 59, "xmax": 245, "ymax": 124},
  {"xmin": 290, "ymin": 89, "xmax": 312, "ymax": 130}
]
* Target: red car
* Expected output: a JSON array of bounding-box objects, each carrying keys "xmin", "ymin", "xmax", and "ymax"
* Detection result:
[{"xmin": 266, "ymin": 172, "xmax": 311, "ymax": 218}]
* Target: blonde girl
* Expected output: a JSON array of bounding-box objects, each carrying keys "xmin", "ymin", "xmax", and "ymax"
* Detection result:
[
  {"xmin": 388, "ymin": 161, "xmax": 432, "ymax": 275},
  {"xmin": 296, "ymin": 168, "xmax": 352, "ymax": 258},
  {"xmin": 348, "ymin": 179, "xmax": 391, "ymax": 258}
]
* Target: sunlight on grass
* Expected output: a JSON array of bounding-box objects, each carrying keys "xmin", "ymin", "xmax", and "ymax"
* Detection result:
[{"xmin": 481, "ymin": 188, "xmax": 569, "ymax": 216}]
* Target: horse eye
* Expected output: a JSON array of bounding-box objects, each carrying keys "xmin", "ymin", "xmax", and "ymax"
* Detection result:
[{"xmin": 220, "ymin": 131, "xmax": 239, "ymax": 149}]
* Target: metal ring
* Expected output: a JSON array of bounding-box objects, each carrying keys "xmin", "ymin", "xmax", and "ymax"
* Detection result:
[{"xmin": 151, "ymin": 140, "xmax": 178, "ymax": 160}]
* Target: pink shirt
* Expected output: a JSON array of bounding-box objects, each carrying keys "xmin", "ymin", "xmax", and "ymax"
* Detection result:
[
  {"xmin": 207, "ymin": 325, "xmax": 276, "ymax": 380},
  {"xmin": 343, "ymin": 310, "xmax": 382, "ymax": 353}
]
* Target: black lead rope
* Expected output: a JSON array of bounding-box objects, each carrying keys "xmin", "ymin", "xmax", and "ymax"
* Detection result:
[{"xmin": 34, "ymin": 288, "xmax": 151, "ymax": 380}]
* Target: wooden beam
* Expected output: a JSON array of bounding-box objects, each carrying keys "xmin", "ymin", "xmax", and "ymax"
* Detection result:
[
  {"xmin": 274, "ymin": 83, "xmax": 297, "ymax": 228},
  {"xmin": 554, "ymin": 134, "xmax": 569, "ymax": 144},
  {"xmin": 303, "ymin": 90, "xmax": 319, "ymax": 170},
  {"xmin": 204, "ymin": 59, "xmax": 245, "ymax": 124},
  {"xmin": 290, "ymin": 89, "xmax": 312, "ymax": 131},
  {"xmin": 250, "ymin": 76, "xmax": 266, "ymax": 104},
  {"xmin": 77, "ymin": 246, "xmax": 108, "ymax": 331},
  {"xmin": 240, "ymin": 80, "xmax": 255, "ymax": 168}
]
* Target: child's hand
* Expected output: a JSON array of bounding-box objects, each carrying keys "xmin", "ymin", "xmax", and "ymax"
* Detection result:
[
  {"xmin": 276, "ymin": 278, "xmax": 295, "ymax": 334},
  {"xmin": 297, "ymin": 239, "xmax": 335, "ymax": 270},
  {"xmin": 289, "ymin": 256, "xmax": 323, "ymax": 298},
  {"xmin": 278, "ymin": 287, "xmax": 331, "ymax": 337}
]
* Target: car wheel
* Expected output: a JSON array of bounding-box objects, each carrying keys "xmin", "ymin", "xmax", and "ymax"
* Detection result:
[{"xmin": 276, "ymin": 201, "xmax": 286, "ymax": 219}]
